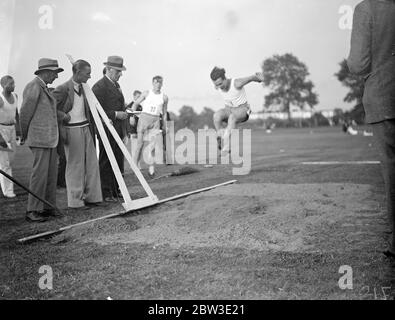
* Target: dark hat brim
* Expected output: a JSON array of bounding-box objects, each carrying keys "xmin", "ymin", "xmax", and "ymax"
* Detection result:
[
  {"xmin": 34, "ymin": 67, "xmax": 64, "ymax": 75},
  {"xmin": 103, "ymin": 62, "xmax": 126, "ymax": 71}
]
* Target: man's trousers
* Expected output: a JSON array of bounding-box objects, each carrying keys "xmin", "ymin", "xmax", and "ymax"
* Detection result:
[
  {"xmin": 371, "ymin": 119, "xmax": 395, "ymax": 250},
  {"xmin": 98, "ymin": 127, "xmax": 124, "ymax": 198},
  {"xmin": 27, "ymin": 147, "xmax": 58, "ymax": 212},
  {"xmin": 0, "ymin": 125, "xmax": 16, "ymax": 197},
  {"xmin": 64, "ymin": 126, "xmax": 102, "ymax": 208}
]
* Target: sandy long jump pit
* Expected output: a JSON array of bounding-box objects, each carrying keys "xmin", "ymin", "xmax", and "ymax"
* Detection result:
[{"xmin": 61, "ymin": 183, "xmax": 383, "ymax": 253}]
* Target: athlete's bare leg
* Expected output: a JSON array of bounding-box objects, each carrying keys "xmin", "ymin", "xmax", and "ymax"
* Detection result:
[
  {"xmin": 222, "ymin": 113, "xmax": 237, "ymax": 154},
  {"xmin": 133, "ymin": 131, "xmax": 145, "ymax": 169},
  {"xmin": 145, "ymin": 129, "xmax": 160, "ymax": 176},
  {"xmin": 213, "ymin": 109, "xmax": 228, "ymax": 150}
]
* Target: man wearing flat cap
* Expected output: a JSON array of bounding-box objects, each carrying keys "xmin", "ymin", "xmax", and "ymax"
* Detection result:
[
  {"xmin": 92, "ymin": 56, "xmax": 128, "ymax": 202},
  {"xmin": 20, "ymin": 58, "xmax": 64, "ymax": 222}
]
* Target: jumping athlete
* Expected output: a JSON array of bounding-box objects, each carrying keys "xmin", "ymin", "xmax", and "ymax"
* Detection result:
[{"xmin": 210, "ymin": 67, "xmax": 264, "ymax": 154}]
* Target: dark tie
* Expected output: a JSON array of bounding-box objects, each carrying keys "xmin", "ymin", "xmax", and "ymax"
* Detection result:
[
  {"xmin": 114, "ymin": 81, "xmax": 122, "ymax": 93},
  {"xmin": 74, "ymin": 84, "xmax": 82, "ymax": 96}
]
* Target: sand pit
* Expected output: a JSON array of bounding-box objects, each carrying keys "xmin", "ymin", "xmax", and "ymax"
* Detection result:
[
  {"xmin": 51, "ymin": 218, "xmax": 139, "ymax": 244},
  {"xmin": 75, "ymin": 183, "xmax": 381, "ymax": 253}
]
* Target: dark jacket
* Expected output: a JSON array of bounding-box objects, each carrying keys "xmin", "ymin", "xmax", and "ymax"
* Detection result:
[
  {"xmin": 19, "ymin": 77, "xmax": 58, "ymax": 148},
  {"xmin": 52, "ymin": 79, "xmax": 96, "ymax": 144},
  {"xmin": 347, "ymin": 0, "xmax": 395, "ymax": 124},
  {"xmin": 92, "ymin": 76, "xmax": 126, "ymax": 139}
]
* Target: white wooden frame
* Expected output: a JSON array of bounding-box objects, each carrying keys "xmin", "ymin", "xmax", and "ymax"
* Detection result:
[{"xmin": 83, "ymin": 84, "xmax": 159, "ymax": 211}]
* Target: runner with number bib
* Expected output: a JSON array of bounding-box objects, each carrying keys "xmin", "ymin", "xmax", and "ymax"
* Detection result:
[{"xmin": 132, "ymin": 76, "xmax": 169, "ymax": 177}]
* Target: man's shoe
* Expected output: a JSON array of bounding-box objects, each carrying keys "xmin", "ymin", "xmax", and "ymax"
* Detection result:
[
  {"xmin": 85, "ymin": 201, "xmax": 108, "ymax": 208},
  {"xmin": 104, "ymin": 196, "xmax": 117, "ymax": 203},
  {"xmin": 113, "ymin": 189, "xmax": 125, "ymax": 198},
  {"xmin": 26, "ymin": 211, "xmax": 47, "ymax": 223},
  {"xmin": 220, "ymin": 148, "xmax": 231, "ymax": 157},
  {"xmin": 68, "ymin": 206, "xmax": 92, "ymax": 211},
  {"xmin": 148, "ymin": 165, "xmax": 155, "ymax": 178},
  {"xmin": 383, "ymin": 250, "xmax": 395, "ymax": 259},
  {"xmin": 42, "ymin": 209, "xmax": 64, "ymax": 218}
]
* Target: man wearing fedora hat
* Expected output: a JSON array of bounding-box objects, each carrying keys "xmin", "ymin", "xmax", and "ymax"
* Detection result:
[
  {"xmin": 92, "ymin": 56, "xmax": 128, "ymax": 202},
  {"xmin": 20, "ymin": 58, "xmax": 64, "ymax": 222}
]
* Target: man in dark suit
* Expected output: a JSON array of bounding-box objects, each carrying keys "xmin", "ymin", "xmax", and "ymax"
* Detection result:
[
  {"xmin": 53, "ymin": 59, "xmax": 103, "ymax": 209},
  {"xmin": 348, "ymin": 0, "xmax": 395, "ymax": 258},
  {"xmin": 92, "ymin": 56, "xmax": 128, "ymax": 202}
]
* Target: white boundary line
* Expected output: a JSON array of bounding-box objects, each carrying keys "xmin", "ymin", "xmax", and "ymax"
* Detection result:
[{"xmin": 302, "ymin": 161, "xmax": 381, "ymax": 165}]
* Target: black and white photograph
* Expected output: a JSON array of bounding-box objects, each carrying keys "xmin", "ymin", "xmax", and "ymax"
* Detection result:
[{"xmin": 0, "ymin": 0, "xmax": 395, "ymax": 304}]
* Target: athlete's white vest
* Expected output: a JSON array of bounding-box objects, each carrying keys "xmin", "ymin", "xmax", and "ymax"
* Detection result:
[
  {"xmin": 141, "ymin": 90, "xmax": 164, "ymax": 116},
  {"xmin": 0, "ymin": 92, "xmax": 18, "ymax": 124},
  {"xmin": 220, "ymin": 79, "xmax": 248, "ymax": 108}
]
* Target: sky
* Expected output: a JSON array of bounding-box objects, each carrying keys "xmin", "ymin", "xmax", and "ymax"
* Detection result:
[{"xmin": 0, "ymin": 0, "xmax": 361, "ymax": 114}]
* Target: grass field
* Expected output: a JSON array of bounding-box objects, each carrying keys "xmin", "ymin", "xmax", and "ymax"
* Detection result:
[{"xmin": 0, "ymin": 126, "xmax": 394, "ymax": 300}]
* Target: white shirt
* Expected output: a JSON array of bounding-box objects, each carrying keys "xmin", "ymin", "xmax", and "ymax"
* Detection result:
[
  {"xmin": 0, "ymin": 92, "xmax": 17, "ymax": 125},
  {"xmin": 220, "ymin": 79, "xmax": 249, "ymax": 108},
  {"xmin": 141, "ymin": 90, "xmax": 165, "ymax": 116},
  {"xmin": 67, "ymin": 81, "xmax": 88, "ymax": 126}
]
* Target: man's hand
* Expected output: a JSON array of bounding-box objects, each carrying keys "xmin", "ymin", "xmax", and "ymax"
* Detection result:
[
  {"xmin": 115, "ymin": 111, "xmax": 129, "ymax": 120},
  {"xmin": 129, "ymin": 116, "xmax": 137, "ymax": 127},
  {"xmin": 63, "ymin": 114, "xmax": 71, "ymax": 124},
  {"xmin": 16, "ymin": 136, "xmax": 22, "ymax": 146},
  {"xmin": 255, "ymin": 72, "xmax": 264, "ymax": 83}
]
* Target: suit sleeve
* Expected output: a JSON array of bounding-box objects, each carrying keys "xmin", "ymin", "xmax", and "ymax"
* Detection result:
[
  {"xmin": 347, "ymin": 2, "xmax": 372, "ymax": 76},
  {"xmin": 52, "ymin": 85, "xmax": 69, "ymax": 123},
  {"xmin": 19, "ymin": 82, "xmax": 40, "ymax": 140},
  {"xmin": 92, "ymin": 82, "xmax": 117, "ymax": 122}
]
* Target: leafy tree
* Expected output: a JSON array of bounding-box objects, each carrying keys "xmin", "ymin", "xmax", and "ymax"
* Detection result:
[
  {"xmin": 198, "ymin": 107, "xmax": 215, "ymax": 129},
  {"xmin": 177, "ymin": 105, "xmax": 198, "ymax": 131},
  {"xmin": 333, "ymin": 108, "xmax": 344, "ymax": 125},
  {"xmin": 311, "ymin": 112, "xmax": 330, "ymax": 127},
  {"xmin": 335, "ymin": 59, "xmax": 366, "ymax": 124},
  {"xmin": 334, "ymin": 59, "xmax": 364, "ymax": 105},
  {"xmin": 168, "ymin": 111, "xmax": 178, "ymax": 122},
  {"xmin": 262, "ymin": 53, "xmax": 318, "ymax": 120}
]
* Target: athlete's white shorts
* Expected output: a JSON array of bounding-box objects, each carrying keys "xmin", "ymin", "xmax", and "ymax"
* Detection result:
[{"xmin": 217, "ymin": 104, "xmax": 251, "ymax": 124}]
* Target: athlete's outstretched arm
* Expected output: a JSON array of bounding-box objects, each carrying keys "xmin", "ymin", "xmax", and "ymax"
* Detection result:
[
  {"xmin": 131, "ymin": 91, "xmax": 149, "ymax": 111},
  {"xmin": 234, "ymin": 73, "xmax": 264, "ymax": 90}
]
